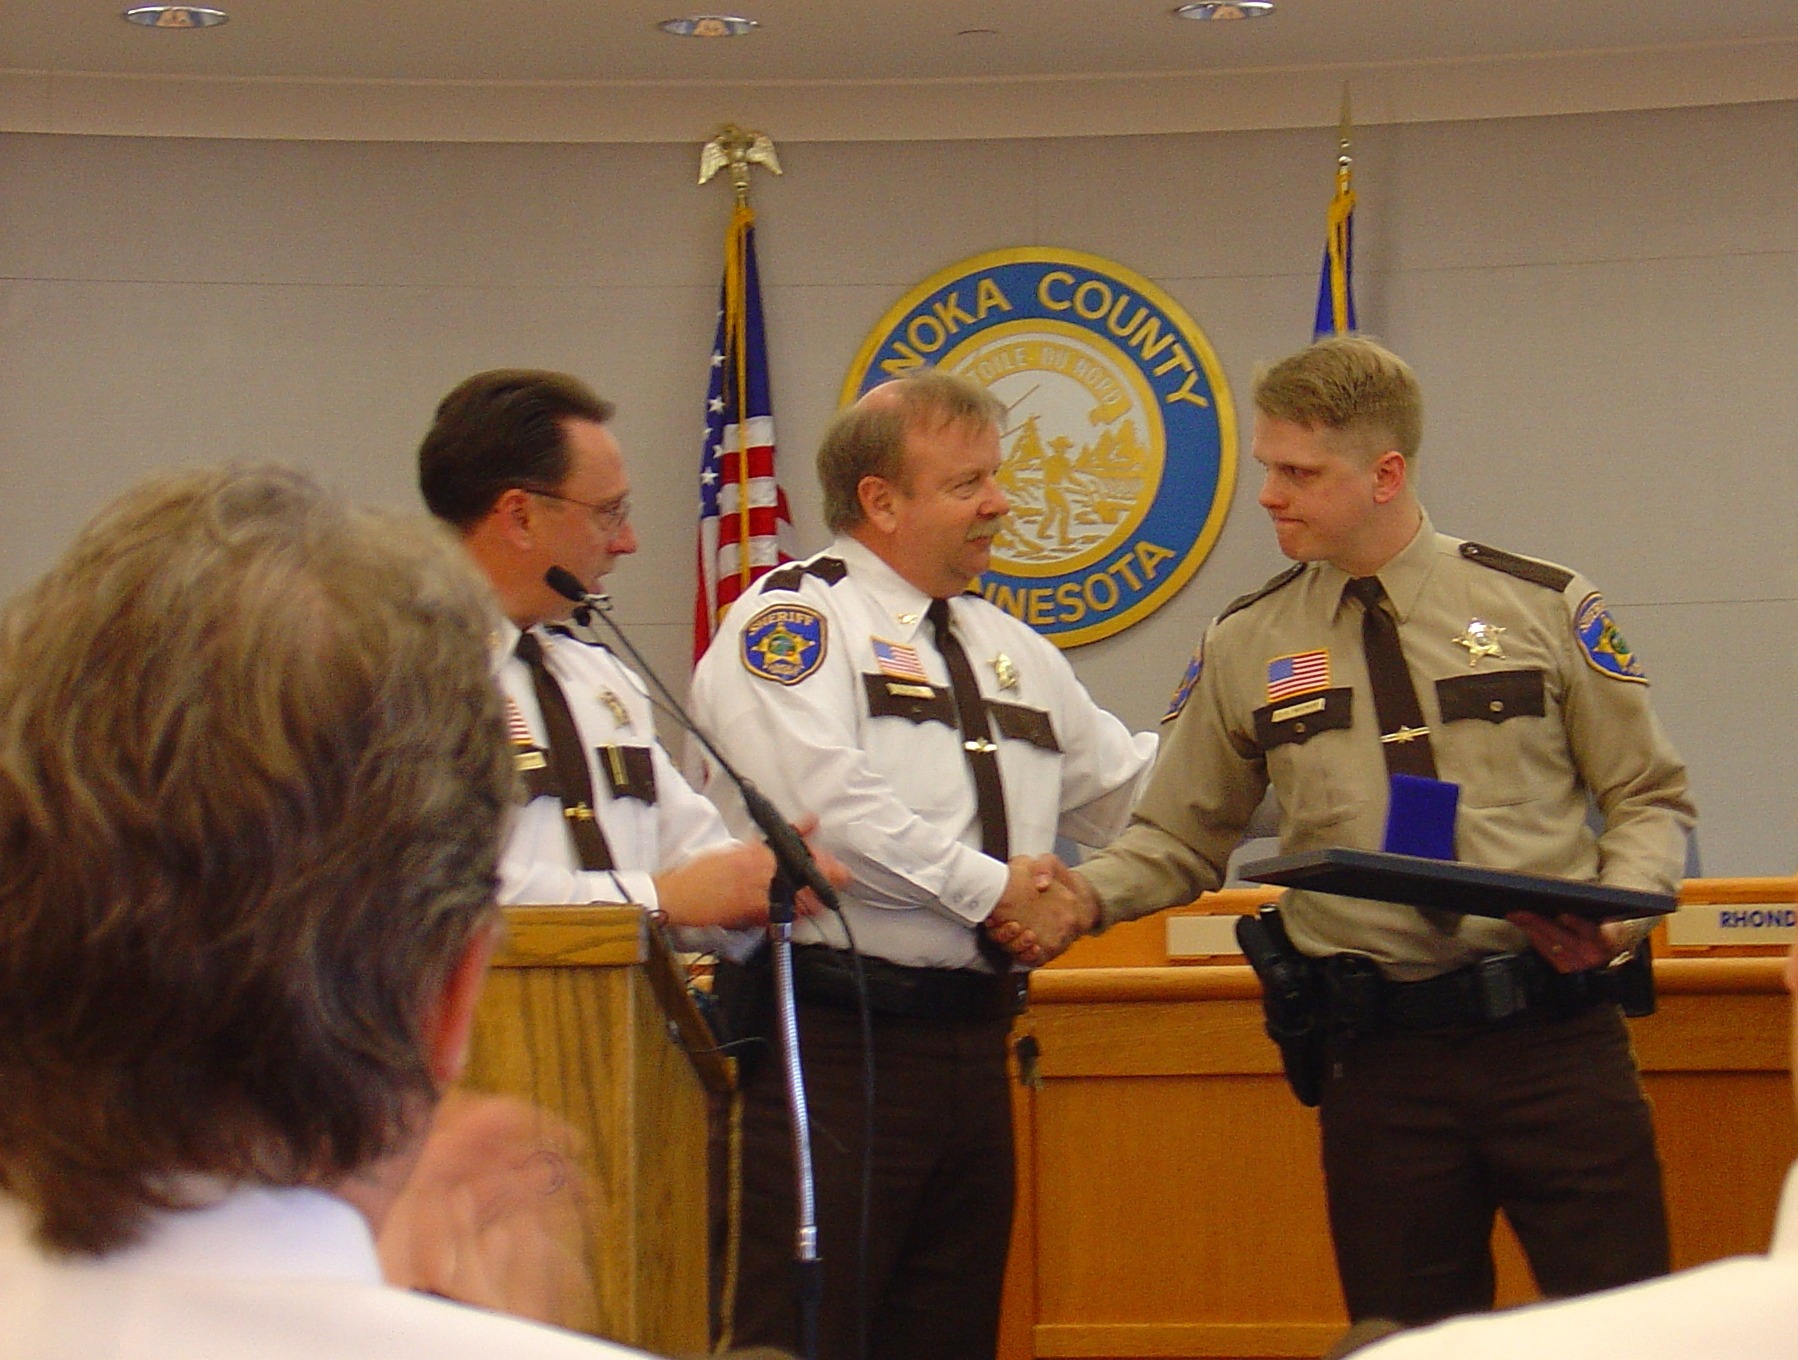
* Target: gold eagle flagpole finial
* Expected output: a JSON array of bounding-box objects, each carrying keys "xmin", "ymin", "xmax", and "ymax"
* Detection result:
[{"xmin": 699, "ymin": 124, "xmax": 782, "ymax": 204}]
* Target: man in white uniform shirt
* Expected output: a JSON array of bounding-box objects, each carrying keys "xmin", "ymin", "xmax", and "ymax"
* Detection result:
[
  {"xmin": 0, "ymin": 466, "xmax": 647, "ymax": 1360},
  {"xmin": 418, "ymin": 368, "xmax": 799, "ymax": 933},
  {"xmin": 691, "ymin": 370, "xmax": 1156, "ymax": 1360}
]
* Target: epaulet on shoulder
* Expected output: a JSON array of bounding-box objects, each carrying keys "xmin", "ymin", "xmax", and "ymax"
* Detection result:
[
  {"xmin": 1458, "ymin": 542, "xmax": 1575, "ymax": 592},
  {"xmin": 542, "ymin": 621, "xmax": 603, "ymax": 648},
  {"xmin": 1218, "ymin": 563, "xmax": 1305, "ymax": 624},
  {"xmin": 758, "ymin": 556, "xmax": 847, "ymax": 595}
]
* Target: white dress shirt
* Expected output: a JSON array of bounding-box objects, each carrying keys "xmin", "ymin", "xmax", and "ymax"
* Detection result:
[
  {"xmin": 690, "ymin": 537, "xmax": 1157, "ymax": 970},
  {"xmin": 0, "ymin": 1186, "xmax": 646, "ymax": 1360},
  {"xmin": 494, "ymin": 619, "xmax": 739, "ymax": 947}
]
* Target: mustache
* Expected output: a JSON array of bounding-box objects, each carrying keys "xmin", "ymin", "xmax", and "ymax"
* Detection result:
[{"xmin": 966, "ymin": 517, "xmax": 1004, "ymax": 543}]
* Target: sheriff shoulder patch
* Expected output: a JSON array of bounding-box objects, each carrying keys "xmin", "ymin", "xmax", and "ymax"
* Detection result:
[
  {"xmin": 1573, "ymin": 592, "xmax": 1647, "ymax": 683},
  {"xmin": 1163, "ymin": 640, "xmax": 1204, "ymax": 724},
  {"xmin": 742, "ymin": 604, "xmax": 827, "ymax": 686}
]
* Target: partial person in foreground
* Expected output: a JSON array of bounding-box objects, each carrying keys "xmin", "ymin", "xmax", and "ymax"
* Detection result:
[
  {"xmin": 1352, "ymin": 936, "xmax": 1798, "ymax": 1359},
  {"xmin": 1030, "ymin": 336, "xmax": 1695, "ymax": 1326},
  {"xmin": 0, "ymin": 466, "xmax": 646, "ymax": 1359},
  {"xmin": 690, "ymin": 369, "xmax": 1157, "ymax": 1360}
]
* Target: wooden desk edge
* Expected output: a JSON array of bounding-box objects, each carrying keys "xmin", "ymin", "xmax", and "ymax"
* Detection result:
[{"xmin": 1028, "ymin": 955, "xmax": 1789, "ymax": 1005}]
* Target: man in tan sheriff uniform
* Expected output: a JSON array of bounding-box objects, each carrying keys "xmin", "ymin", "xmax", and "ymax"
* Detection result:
[{"xmin": 1054, "ymin": 336, "xmax": 1695, "ymax": 1329}]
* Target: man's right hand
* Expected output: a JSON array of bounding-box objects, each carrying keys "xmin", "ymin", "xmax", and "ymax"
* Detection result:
[
  {"xmin": 652, "ymin": 841, "xmax": 781, "ymax": 929},
  {"xmin": 983, "ymin": 855, "xmax": 1098, "ymax": 966}
]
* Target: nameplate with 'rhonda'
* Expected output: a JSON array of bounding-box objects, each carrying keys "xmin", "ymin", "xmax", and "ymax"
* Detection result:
[
  {"xmin": 1666, "ymin": 904, "xmax": 1798, "ymax": 947},
  {"xmin": 842, "ymin": 247, "xmax": 1237, "ymax": 647}
]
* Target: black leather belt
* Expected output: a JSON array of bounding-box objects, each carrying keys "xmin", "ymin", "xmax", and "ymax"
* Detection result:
[
  {"xmin": 791, "ymin": 945, "xmax": 1025, "ymax": 1022},
  {"xmin": 1322, "ymin": 950, "xmax": 1637, "ymax": 1031}
]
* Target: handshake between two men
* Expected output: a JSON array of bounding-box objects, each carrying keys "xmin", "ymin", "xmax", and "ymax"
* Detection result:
[{"xmin": 983, "ymin": 856, "xmax": 1102, "ymax": 968}]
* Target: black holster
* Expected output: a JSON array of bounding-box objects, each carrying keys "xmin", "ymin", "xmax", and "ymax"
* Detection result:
[{"xmin": 1236, "ymin": 907, "xmax": 1325, "ymax": 1107}]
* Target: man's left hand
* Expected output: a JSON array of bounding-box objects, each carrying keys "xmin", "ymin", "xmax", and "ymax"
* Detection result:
[{"xmin": 1507, "ymin": 911, "xmax": 1628, "ymax": 973}]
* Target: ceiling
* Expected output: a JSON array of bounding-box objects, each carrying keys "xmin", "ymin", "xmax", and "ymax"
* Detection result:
[
  {"xmin": 4, "ymin": 0, "xmax": 1796, "ymax": 141},
  {"xmin": 9, "ymin": 0, "xmax": 1798, "ymax": 84}
]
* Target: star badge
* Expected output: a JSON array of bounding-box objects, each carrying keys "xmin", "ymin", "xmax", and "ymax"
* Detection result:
[
  {"xmin": 598, "ymin": 689, "xmax": 632, "ymax": 729},
  {"xmin": 1453, "ymin": 619, "xmax": 1507, "ymax": 664},
  {"xmin": 992, "ymin": 653, "xmax": 1018, "ymax": 691}
]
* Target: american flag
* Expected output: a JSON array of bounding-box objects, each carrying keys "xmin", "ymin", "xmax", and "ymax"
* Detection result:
[
  {"xmin": 504, "ymin": 694, "xmax": 536, "ymax": 746},
  {"xmin": 694, "ymin": 199, "xmax": 793, "ymax": 665},
  {"xmin": 1267, "ymin": 650, "xmax": 1331, "ymax": 703},
  {"xmin": 872, "ymin": 638, "xmax": 930, "ymax": 684}
]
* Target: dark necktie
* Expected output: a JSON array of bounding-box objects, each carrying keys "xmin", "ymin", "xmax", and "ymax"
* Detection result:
[
  {"xmin": 1345, "ymin": 576, "xmax": 1439, "ymax": 780},
  {"xmin": 927, "ymin": 598, "xmax": 1018, "ymax": 974},
  {"xmin": 927, "ymin": 598, "xmax": 1010, "ymax": 860},
  {"xmin": 514, "ymin": 629, "xmax": 615, "ymax": 871}
]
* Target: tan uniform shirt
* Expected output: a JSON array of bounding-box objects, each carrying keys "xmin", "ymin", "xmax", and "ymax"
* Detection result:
[{"xmin": 1081, "ymin": 513, "xmax": 1694, "ymax": 981}]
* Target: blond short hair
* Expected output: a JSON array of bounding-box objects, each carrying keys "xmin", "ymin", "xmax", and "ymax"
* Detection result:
[{"xmin": 1253, "ymin": 336, "xmax": 1423, "ymax": 463}]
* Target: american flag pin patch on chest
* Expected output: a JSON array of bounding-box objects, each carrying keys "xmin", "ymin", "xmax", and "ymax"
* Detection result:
[
  {"xmin": 1266, "ymin": 650, "xmax": 1331, "ymax": 703},
  {"xmin": 872, "ymin": 636, "xmax": 929, "ymax": 684}
]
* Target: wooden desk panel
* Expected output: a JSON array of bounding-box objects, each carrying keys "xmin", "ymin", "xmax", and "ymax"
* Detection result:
[
  {"xmin": 1002, "ymin": 942, "xmax": 1797, "ymax": 1360},
  {"xmin": 463, "ymin": 906, "xmax": 721, "ymax": 1355}
]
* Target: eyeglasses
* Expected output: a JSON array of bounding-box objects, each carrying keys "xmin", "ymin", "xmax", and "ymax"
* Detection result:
[{"xmin": 519, "ymin": 487, "xmax": 632, "ymax": 534}]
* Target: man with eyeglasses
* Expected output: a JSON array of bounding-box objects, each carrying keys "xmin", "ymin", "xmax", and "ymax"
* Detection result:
[{"xmin": 418, "ymin": 368, "xmax": 806, "ymax": 933}]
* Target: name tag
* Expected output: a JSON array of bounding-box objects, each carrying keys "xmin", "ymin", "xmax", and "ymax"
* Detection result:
[{"xmin": 1271, "ymin": 697, "xmax": 1327, "ymax": 723}]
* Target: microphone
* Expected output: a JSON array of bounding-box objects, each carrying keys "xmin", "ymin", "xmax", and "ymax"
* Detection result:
[{"xmin": 543, "ymin": 566, "xmax": 841, "ymax": 914}]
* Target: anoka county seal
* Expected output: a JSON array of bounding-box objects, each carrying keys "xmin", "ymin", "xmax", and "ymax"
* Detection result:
[{"xmin": 843, "ymin": 247, "xmax": 1235, "ymax": 647}]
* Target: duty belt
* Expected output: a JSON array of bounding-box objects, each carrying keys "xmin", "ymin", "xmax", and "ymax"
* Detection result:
[
  {"xmin": 1321, "ymin": 949, "xmax": 1644, "ymax": 1032},
  {"xmin": 791, "ymin": 945, "xmax": 1026, "ymax": 1022}
]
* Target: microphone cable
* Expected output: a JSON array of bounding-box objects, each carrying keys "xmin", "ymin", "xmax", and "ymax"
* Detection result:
[{"xmin": 543, "ymin": 566, "xmax": 877, "ymax": 1360}]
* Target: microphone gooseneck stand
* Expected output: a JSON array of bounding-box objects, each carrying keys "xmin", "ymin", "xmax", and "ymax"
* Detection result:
[
  {"xmin": 542, "ymin": 567, "xmax": 828, "ymax": 1360},
  {"xmin": 769, "ymin": 870, "xmax": 822, "ymax": 1360}
]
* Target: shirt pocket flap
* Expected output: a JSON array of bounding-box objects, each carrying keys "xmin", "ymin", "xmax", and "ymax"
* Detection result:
[
  {"xmin": 1253, "ymin": 687, "xmax": 1354, "ymax": 750},
  {"xmin": 597, "ymin": 744, "xmax": 658, "ymax": 804},
  {"xmin": 862, "ymin": 671, "xmax": 957, "ymax": 728},
  {"xmin": 1435, "ymin": 668, "xmax": 1546, "ymax": 724},
  {"xmin": 987, "ymin": 700, "xmax": 1061, "ymax": 753}
]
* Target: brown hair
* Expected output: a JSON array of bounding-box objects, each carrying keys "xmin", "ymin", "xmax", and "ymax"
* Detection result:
[
  {"xmin": 818, "ymin": 369, "xmax": 1006, "ymax": 532},
  {"xmin": 0, "ymin": 466, "xmax": 515, "ymax": 1256},
  {"xmin": 418, "ymin": 369, "xmax": 616, "ymax": 528},
  {"xmin": 1253, "ymin": 336, "xmax": 1423, "ymax": 463}
]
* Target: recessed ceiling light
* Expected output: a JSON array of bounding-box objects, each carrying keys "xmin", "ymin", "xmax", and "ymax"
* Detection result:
[
  {"xmin": 122, "ymin": 4, "xmax": 229, "ymax": 26},
  {"xmin": 1173, "ymin": 2, "xmax": 1275, "ymax": 19},
  {"xmin": 658, "ymin": 15, "xmax": 759, "ymax": 38}
]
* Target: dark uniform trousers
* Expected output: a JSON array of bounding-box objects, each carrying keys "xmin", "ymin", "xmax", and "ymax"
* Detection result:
[
  {"xmin": 730, "ymin": 997, "xmax": 1015, "ymax": 1360},
  {"xmin": 1319, "ymin": 1001, "xmax": 1669, "ymax": 1326}
]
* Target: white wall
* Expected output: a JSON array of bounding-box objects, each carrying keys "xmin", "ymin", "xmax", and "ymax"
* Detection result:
[{"xmin": 1, "ymin": 98, "xmax": 1791, "ymax": 872}]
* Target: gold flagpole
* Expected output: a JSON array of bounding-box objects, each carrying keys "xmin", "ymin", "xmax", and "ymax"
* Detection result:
[
  {"xmin": 1326, "ymin": 83, "xmax": 1356, "ymax": 334},
  {"xmin": 699, "ymin": 126, "xmax": 782, "ymax": 606}
]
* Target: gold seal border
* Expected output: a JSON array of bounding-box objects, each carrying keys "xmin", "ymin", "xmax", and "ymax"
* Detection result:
[{"xmin": 840, "ymin": 245, "xmax": 1237, "ymax": 649}]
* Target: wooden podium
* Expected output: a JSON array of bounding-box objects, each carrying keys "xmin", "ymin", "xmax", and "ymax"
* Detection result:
[{"xmin": 461, "ymin": 905, "xmax": 731, "ymax": 1354}]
